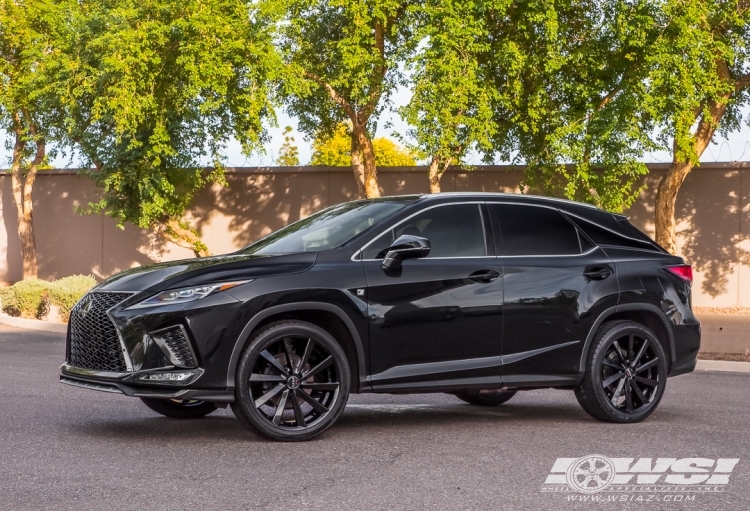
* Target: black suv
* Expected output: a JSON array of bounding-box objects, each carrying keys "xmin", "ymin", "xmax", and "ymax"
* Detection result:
[{"xmin": 60, "ymin": 193, "xmax": 700, "ymax": 441}]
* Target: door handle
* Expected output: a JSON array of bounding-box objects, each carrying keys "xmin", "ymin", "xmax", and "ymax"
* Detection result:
[
  {"xmin": 468, "ymin": 269, "xmax": 501, "ymax": 283},
  {"xmin": 583, "ymin": 266, "xmax": 613, "ymax": 280}
]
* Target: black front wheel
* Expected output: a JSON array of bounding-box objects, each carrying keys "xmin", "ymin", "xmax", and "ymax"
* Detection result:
[
  {"xmin": 231, "ymin": 320, "xmax": 350, "ymax": 441},
  {"xmin": 575, "ymin": 320, "xmax": 668, "ymax": 423},
  {"xmin": 454, "ymin": 389, "xmax": 517, "ymax": 406},
  {"xmin": 140, "ymin": 397, "xmax": 218, "ymax": 419}
]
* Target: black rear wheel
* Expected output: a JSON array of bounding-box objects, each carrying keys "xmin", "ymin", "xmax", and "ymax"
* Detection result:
[
  {"xmin": 140, "ymin": 397, "xmax": 217, "ymax": 419},
  {"xmin": 454, "ymin": 389, "xmax": 517, "ymax": 406},
  {"xmin": 231, "ymin": 320, "xmax": 350, "ymax": 441},
  {"xmin": 575, "ymin": 320, "xmax": 667, "ymax": 423}
]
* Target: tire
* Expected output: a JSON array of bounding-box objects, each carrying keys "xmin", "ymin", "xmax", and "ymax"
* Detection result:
[
  {"xmin": 575, "ymin": 320, "xmax": 668, "ymax": 423},
  {"xmin": 454, "ymin": 389, "xmax": 517, "ymax": 406},
  {"xmin": 231, "ymin": 320, "xmax": 351, "ymax": 441},
  {"xmin": 140, "ymin": 397, "xmax": 217, "ymax": 419}
]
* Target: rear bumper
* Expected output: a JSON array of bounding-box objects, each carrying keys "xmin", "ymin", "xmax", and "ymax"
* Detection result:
[{"xmin": 668, "ymin": 322, "xmax": 701, "ymax": 377}]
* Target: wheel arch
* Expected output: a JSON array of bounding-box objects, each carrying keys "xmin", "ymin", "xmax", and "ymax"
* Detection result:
[
  {"xmin": 578, "ymin": 304, "xmax": 675, "ymax": 379},
  {"xmin": 226, "ymin": 302, "xmax": 367, "ymax": 393}
]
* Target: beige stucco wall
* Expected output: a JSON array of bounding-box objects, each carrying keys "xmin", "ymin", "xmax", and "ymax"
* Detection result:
[{"xmin": 1, "ymin": 163, "xmax": 748, "ymax": 307}]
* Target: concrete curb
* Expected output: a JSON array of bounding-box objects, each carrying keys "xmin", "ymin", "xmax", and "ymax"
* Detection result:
[
  {"xmin": 0, "ymin": 313, "xmax": 67, "ymax": 334},
  {"xmin": 695, "ymin": 359, "xmax": 750, "ymax": 374}
]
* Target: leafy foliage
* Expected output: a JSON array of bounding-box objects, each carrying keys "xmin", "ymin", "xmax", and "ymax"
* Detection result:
[
  {"xmin": 276, "ymin": 126, "xmax": 300, "ymax": 166},
  {"xmin": 10, "ymin": 279, "xmax": 49, "ymax": 319},
  {"xmin": 310, "ymin": 124, "xmax": 416, "ymax": 166},
  {"xmin": 268, "ymin": 0, "xmax": 421, "ymax": 197},
  {"xmin": 60, "ymin": 0, "xmax": 281, "ymax": 255},
  {"xmin": 49, "ymin": 274, "xmax": 97, "ymax": 319}
]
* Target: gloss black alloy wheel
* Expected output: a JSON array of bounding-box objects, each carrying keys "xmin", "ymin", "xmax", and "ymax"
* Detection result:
[
  {"xmin": 140, "ymin": 397, "xmax": 218, "ymax": 419},
  {"xmin": 232, "ymin": 320, "xmax": 350, "ymax": 441},
  {"xmin": 575, "ymin": 320, "xmax": 668, "ymax": 423}
]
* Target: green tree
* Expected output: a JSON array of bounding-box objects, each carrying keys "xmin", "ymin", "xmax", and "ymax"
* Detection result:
[
  {"xmin": 271, "ymin": 0, "xmax": 419, "ymax": 198},
  {"xmin": 476, "ymin": 0, "xmax": 658, "ymax": 212},
  {"xmin": 310, "ymin": 123, "xmax": 415, "ymax": 166},
  {"xmin": 648, "ymin": 0, "xmax": 750, "ymax": 254},
  {"xmin": 0, "ymin": 0, "xmax": 70, "ymax": 279},
  {"xmin": 61, "ymin": 0, "xmax": 280, "ymax": 256},
  {"xmin": 276, "ymin": 126, "xmax": 300, "ymax": 166},
  {"xmin": 400, "ymin": 0, "xmax": 499, "ymax": 193}
]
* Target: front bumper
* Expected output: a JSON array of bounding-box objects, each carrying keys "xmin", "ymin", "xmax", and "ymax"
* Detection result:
[{"xmin": 60, "ymin": 364, "xmax": 234, "ymax": 402}]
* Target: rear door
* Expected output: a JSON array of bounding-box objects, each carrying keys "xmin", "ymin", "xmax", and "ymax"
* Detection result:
[
  {"xmin": 488, "ymin": 203, "xmax": 619, "ymax": 386},
  {"xmin": 361, "ymin": 202, "xmax": 505, "ymax": 389}
]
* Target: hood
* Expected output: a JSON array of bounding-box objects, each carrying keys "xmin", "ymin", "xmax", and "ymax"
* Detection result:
[{"xmin": 96, "ymin": 252, "xmax": 318, "ymax": 293}]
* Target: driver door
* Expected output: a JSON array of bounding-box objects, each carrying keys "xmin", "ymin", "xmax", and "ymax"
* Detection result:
[{"xmin": 360, "ymin": 203, "xmax": 505, "ymax": 389}]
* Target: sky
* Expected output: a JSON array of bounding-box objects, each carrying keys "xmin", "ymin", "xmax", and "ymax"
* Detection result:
[{"xmin": 4, "ymin": 85, "xmax": 750, "ymax": 168}]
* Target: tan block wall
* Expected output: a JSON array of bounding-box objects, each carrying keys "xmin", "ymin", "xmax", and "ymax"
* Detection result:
[{"xmin": 1, "ymin": 163, "xmax": 749, "ymax": 308}]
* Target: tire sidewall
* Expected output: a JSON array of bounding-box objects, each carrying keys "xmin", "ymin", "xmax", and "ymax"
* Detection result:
[
  {"xmin": 234, "ymin": 321, "xmax": 350, "ymax": 441},
  {"xmin": 589, "ymin": 322, "xmax": 668, "ymax": 422}
]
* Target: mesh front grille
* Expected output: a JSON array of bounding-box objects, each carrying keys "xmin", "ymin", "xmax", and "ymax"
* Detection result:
[
  {"xmin": 152, "ymin": 327, "xmax": 196, "ymax": 368},
  {"xmin": 68, "ymin": 292, "xmax": 132, "ymax": 372}
]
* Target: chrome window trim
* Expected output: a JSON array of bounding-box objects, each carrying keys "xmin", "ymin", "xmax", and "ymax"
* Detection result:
[{"xmin": 351, "ymin": 201, "xmax": 488, "ymax": 262}]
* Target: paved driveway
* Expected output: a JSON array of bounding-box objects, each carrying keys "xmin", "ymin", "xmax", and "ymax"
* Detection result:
[{"xmin": 1, "ymin": 325, "xmax": 748, "ymax": 511}]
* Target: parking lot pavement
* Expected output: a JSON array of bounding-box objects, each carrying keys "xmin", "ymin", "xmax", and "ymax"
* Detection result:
[{"xmin": 1, "ymin": 324, "xmax": 749, "ymax": 511}]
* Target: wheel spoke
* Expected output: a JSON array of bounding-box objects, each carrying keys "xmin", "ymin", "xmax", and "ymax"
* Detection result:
[
  {"xmin": 611, "ymin": 377, "xmax": 626, "ymax": 406},
  {"xmin": 296, "ymin": 339, "xmax": 315, "ymax": 373},
  {"xmin": 602, "ymin": 359, "xmax": 623, "ymax": 370},
  {"xmin": 625, "ymin": 380, "xmax": 634, "ymax": 412},
  {"xmin": 300, "ymin": 382, "xmax": 340, "ymax": 391},
  {"xmin": 635, "ymin": 358, "xmax": 659, "ymax": 373},
  {"xmin": 273, "ymin": 389, "xmax": 289, "ymax": 425},
  {"xmin": 628, "ymin": 335, "xmax": 634, "ymax": 363},
  {"xmin": 249, "ymin": 373, "xmax": 285, "ymax": 382},
  {"xmin": 633, "ymin": 338, "xmax": 649, "ymax": 366},
  {"xmin": 260, "ymin": 350, "xmax": 289, "ymax": 376},
  {"xmin": 254, "ymin": 384, "xmax": 284, "ymax": 408},
  {"xmin": 612, "ymin": 341, "xmax": 627, "ymax": 364},
  {"xmin": 602, "ymin": 372, "xmax": 624, "ymax": 388},
  {"xmin": 302, "ymin": 355, "xmax": 333, "ymax": 380},
  {"xmin": 634, "ymin": 375, "xmax": 658, "ymax": 387},
  {"xmin": 296, "ymin": 388, "xmax": 329, "ymax": 414},
  {"xmin": 290, "ymin": 390, "xmax": 307, "ymax": 427},
  {"xmin": 283, "ymin": 338, "xmax": 295, "ymax": 371},
  {"xmin": 631, "ymin": 380, "xmax": 649, "ymax": 404}
]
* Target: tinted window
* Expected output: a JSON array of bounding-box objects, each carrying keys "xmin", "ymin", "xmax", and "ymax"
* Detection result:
[
  {"xmin": 570, "ymin": 216, "xmax": 656, "ymax": 250},
  {"xmin": 362, "ymin": 204, "xmax": 486, "ymax": 259},
  {"xmin": 490, "ymin": 204, "xmax": 580, "ymax": 256},
  {"xmin": 241, "ymin": 200, "xmax": 407, "ymax": 254}
]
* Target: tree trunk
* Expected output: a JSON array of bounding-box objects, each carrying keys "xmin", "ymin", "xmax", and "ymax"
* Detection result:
[
  {"xmin": 352, "ymin": 122, "xmax": 380, "ymax": 198},
  {"xmin": 156, "ymin": 219, "xmax": 212, "ymax": 258},
  {"xmin": 428, "ymin": 155, "xmax": 453, "ymax": 194},
  {"xmin": 655, "ymin": 96, "xmax": 728, "ymax": 254},
  {"xmin": 654, "ymin": 161, "xmax": 693, "ymax": 254},
  {"xmin": 350, "ymin": 132, "xmax": 366, "ymax": 199},
  {"xmin": 9, "ymin": 124, "xmax": 42, "ymax": 280}
]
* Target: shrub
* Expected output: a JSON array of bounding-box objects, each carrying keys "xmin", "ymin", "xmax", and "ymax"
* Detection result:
[
  {"xmin": 0, "ymin": 286, "xmax": 19, "ymax": 317},
  {"xmin": 49, "ymin": 275, "xmax": 97, "ymax": 321},
  {"xmin": 12, "ymin": 279, "xmax": 50, "ymax": 319}
]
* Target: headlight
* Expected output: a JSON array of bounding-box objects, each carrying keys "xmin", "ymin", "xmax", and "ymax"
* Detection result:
[{"xmin": 127, "ymin": 280, "xmax": 251, "ymax": 309}]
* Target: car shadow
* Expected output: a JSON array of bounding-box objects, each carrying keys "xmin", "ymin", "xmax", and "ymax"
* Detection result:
[{"xmin": 68, "ymin": 401, "xmax": 599, "ymax": 443}]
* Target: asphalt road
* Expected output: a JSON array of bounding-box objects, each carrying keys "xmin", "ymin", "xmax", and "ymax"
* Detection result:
[{"xmin": 1, "ymin": 325, "xmax": 749, "ymax": 511}]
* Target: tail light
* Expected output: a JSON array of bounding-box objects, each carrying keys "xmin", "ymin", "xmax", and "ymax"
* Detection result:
[{"xmin": 664, "ymin": 264, "xmax": 693, "ymax": 283}]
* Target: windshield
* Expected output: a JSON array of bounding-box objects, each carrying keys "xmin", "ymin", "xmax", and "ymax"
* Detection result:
[{"xmin": 240, "ymin": 199, "xmax": 410, "ymax": 255}]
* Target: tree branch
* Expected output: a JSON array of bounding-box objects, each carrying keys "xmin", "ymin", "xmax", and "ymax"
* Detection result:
[{"xmin": 305, "ymin": 71, "xmax": 355, "ymax": 119}]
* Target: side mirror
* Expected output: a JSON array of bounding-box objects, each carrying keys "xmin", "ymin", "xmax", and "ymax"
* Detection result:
[{"xmin": 382, "ymin": 235, "xmax": 431, "ymax": 270}]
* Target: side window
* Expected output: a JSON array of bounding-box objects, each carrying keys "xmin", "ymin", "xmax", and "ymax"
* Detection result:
[
  {"xmin": 571, "ymin": 216, "xmax": 656, "ymax": 250},
  {"xmin": 490, "ymin": 204, "xmax": 580, "ymax": 256},
  {"xmin": 362, "ymin": 204, "xmax": 486, "ymax": 259}
]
